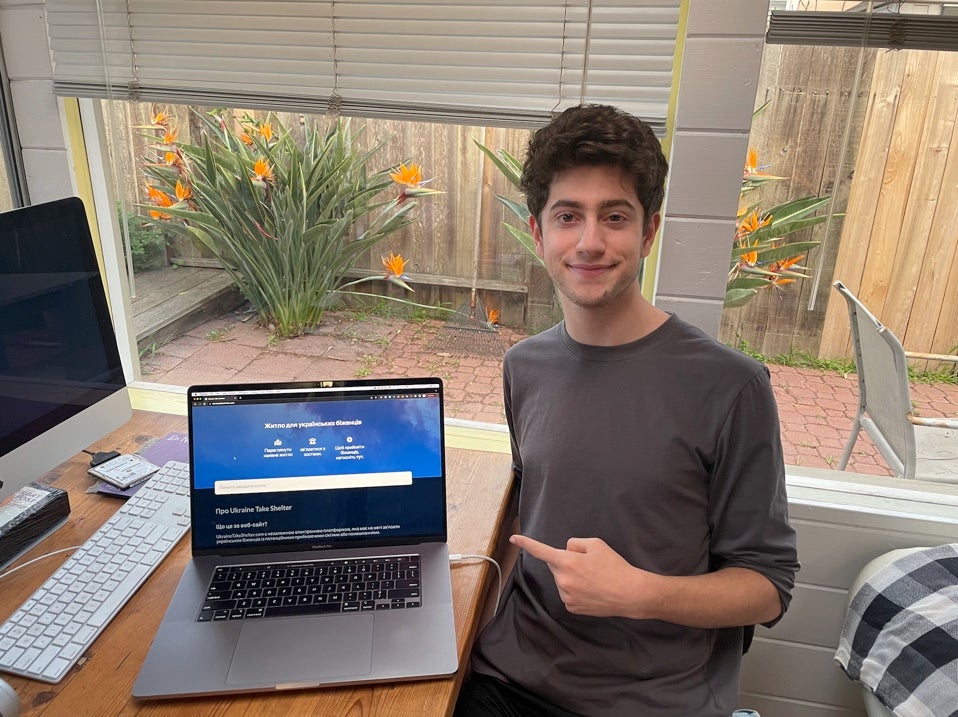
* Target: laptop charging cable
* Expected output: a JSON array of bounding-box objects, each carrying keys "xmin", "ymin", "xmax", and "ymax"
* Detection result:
[{"xmin": 449, "ymin": 553, "xmax": 502, "ymax": 617}]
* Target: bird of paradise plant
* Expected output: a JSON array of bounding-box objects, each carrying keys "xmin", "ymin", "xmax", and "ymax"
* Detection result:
[
  {"xmin": 726, "ymin": 146, "xmax": 831, "ymax": 307},
  {"xmin": 140, "ymin": 109, "xmax": 440, "ymax": 337}
]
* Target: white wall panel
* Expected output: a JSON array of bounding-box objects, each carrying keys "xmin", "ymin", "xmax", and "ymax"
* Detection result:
[
  {"xmin": 21, "ymin": 148, "xmax": 73, "ymax": 202},
  {"xmin": 10, "ymin": 80, "xmax": 62, "ymax": 147},
  {"xmin": 666, "ymin": 131, "xmax": 749, "ymax": 219},
  {"xmin": 676, "ymin": 37, "xmax": 766, "ymax": 131},
  {"xmin": 0, "ymin": 4, "xmax": 49, "ymax": 77},
  {"xmin": 657, "ymin": 217, "xmax": 736, "ymax": 297},
  {"xmin": 787, "ymin": 516, "xmax": 948, "ymax": 588},
  {"xmin": 743, "ymin": 638, "xmax": 863, "ymax": 708},
  {"xmin": 686, "ymin": 0, "xmax": 771, "ymax": 35},
  {"xmin": 654, "ymin": 296, "xmax": 723, "ymax": 336},
  {"xmin": 764, "ymin": 583, "xmax": 848, "ymax": 649}
]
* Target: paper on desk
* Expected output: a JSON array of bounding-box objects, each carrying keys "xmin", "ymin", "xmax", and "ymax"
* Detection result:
[{"xmin": 138, "ymin": 432, "xmax": 189, "ymax": 465}]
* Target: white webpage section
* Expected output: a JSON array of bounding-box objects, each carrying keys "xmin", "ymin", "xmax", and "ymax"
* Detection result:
[{"xmin": 214, "ymin": 471, "xmax": 412, "ymax": 495}]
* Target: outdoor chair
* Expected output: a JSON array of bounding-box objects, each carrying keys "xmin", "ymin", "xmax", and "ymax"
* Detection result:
[{"xmin": 833, "ymin": 280, "xmax": 958, "ymax": 483}]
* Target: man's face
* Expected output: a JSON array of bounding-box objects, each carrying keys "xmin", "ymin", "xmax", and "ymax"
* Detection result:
[{"xmin": 530, "ymin": 164, "xmax": 660, "ymax": 312}]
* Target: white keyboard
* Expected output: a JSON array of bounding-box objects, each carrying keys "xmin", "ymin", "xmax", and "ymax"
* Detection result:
[{"xmin": 0, "ymin": 460, "xmax": 190, "ymax": 683}]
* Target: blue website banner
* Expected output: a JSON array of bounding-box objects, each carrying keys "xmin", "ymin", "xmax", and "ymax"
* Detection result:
[{"xmin": 191, "ymin": 396, "xmax": 442, "ymax": 489}]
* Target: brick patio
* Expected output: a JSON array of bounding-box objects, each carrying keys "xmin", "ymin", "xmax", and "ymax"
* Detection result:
[{"xmin": 139, "ymin": 305, "xmax": 958, "ymax": 478}]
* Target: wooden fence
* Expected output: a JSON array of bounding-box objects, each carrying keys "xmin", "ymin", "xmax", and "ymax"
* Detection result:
[
  {"xmin": 720, "ymin": 44, "xmax": 958, "ymax": 362},
  {"xmin": 818, "ymin": 49, "xmax": 958, "ymax": 362}
]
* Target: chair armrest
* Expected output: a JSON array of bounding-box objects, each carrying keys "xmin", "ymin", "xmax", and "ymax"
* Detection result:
[
  {"xmin": 904, "ymin": 351, "xmax": 958, "ymax": 364},
  {"xmin": 907, "ymin": 415, "xmax": 958, "ymax": 429}
]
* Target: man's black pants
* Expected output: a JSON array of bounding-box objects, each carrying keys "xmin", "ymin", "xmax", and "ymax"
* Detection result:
[{"xmin": 454, "ymin": 672, "xmax": 582, "ymax": 717}]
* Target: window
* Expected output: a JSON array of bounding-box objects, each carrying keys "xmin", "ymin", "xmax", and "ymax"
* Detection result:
[
  {"xmin": 719, "ymin": 2, "xmax": 958, "ymax": 476},
  {"xmin": 48, "ymin": 0, "xmax": 681, "ymax": 429}
]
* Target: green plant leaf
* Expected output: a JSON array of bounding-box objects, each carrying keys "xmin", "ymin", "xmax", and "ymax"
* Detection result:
[
  {"xmin": 765, "ymin": 195, "xmax": 832, "ymax": 222},
  {"xmin": 497, "ymin": 195, "xmax": 531, "ymax": 224},
  {"xmin": 755, "ymin": 241, "xmax": 821, "ymax": 264},
  {"xmin": 730, "ymin": 239, "xmax": 821, "ymax": 262},
  {"xmin": 724, "ymin": 287, "xmax": 759, "ymax": 307},
  {"xmin": 744, "ymin": 213, "xmax": 830, "ymax": 246},
  {"xmin": 474, "ymin": 141, "xmax": 522, "ymax": 187},
  {"xmin": 504, "ymin": 224, "xmax": 541, "ymax": 263},
  {"xmin": 727, "ymin": 277, "xmax": 772, "ymax": 291}
]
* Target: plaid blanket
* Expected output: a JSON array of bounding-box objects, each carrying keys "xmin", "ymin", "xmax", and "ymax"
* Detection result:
[{"xmin": 835, "ymin": 544, "xmax": 958, "ymax": 717}]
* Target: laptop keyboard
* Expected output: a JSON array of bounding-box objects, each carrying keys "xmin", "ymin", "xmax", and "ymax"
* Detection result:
[{"xmin": 198, "ymin": 554, "xmax": 422, "ymax": 621}]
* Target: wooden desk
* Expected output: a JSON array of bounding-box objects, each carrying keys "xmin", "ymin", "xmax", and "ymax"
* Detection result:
[{"xmin": 1, "ymin": 411, "xmax": 514, "ymax": 716}]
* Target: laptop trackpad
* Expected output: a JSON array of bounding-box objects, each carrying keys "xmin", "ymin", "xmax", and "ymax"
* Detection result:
[{"xmin": 227, "ymin": 615, "xmax": 374, "ymax": 685}]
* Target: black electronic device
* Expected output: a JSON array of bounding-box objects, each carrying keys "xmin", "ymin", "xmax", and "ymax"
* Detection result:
[{"xmin": 0, "ymin": 197, "xmax": 131, "ymax": 549}]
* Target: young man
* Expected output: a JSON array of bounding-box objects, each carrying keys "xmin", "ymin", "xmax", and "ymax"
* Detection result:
[{"xmin": 456, "ymin": 105, "xmax": 800, "ymax": 716}]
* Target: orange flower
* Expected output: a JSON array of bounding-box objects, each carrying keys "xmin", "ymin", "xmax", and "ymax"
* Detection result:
[
  {"xmin": 743, "ymin": 147, "xmax": 759, "ymax": 177},
  {"xmin": 769, "ymin": 276, "xmax": 795, "ymax": 288},
  {"xmin": 736, "ymin": 210, "xmax": 771, "ymax": 238},
  {"xmin": 151, "ymin": 109, "xmax": 169, "ymax": 126},
  {"xmin": 743, "ymin": 148, "xmax": 778, "ymax": 179},
  {"xmin": 769, "ymin": 254, "xmax": 805, "ymax": 274},
  {"xmin": 738, "ymin": 239, "xmax": 760, "ymax": 268},
  {"xmin": 382, "ymin": 251, "xmax": 408, "ymax": 278},
  {"xmin": 258, "ymin": 123, "xmax": 273, "ymax": 142},
  {"xmin": 380, "ymin": 251, "xmax": 414, "ymax": 291},
  {"xmin": 162, "ymin": 127, "xmax": 179, "ymax": 145},
  {"xmin": 175, "ymin": 180, "xmax": 192, "ymax": 202},
  {"xmin": 146, "ymin": 184, "xmax": 174, "ymax": 220},
  {"xmin": 390, "ymin": 163, "xmax": 423, "ymax": 188},
  {"xmin": 390, "ymin": 163, "xmax": 442, "ymax": 204},
  {"xmin": 163, "ymin": 150, "xmax": 181, "ymax": 167},
  {"xmin": 146, "ymin": 184, "xmax": 166, "ymax": 202},
  {"xmin": 252, "ymin": 157, "xmax": 274, "ymax": 183},
  {"xmin": 240, "ymin": 132, "xmax": 254, "ymax": 146}
]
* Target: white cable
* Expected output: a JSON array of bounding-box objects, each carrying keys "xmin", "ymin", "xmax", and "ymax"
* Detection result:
[
  {"xmin": 450, "ymin": 553, "xmax": 503, "ymax": 617},
  {"xmin": 0, "ymin": 546, "xmax": 80, "ymax": 581}
]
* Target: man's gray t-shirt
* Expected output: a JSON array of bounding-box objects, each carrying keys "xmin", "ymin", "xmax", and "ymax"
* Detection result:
[{"xmin": 471, "ymin": 315, "xmax": 799, "ymax": 716}]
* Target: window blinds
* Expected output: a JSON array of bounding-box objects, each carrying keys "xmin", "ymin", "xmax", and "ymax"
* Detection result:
[
  {"xmin": 46, "ymin": 1, "xmax": 680, "ymax": 131},
  {"xmin": 766, "ymin": 10, "xmax": 958, "ymax": 52}
]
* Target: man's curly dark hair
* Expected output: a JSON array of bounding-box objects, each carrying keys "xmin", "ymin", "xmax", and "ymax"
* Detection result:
[{"xmin": 521, "ymin": 104, "xmax": 669, "ymax": 229}]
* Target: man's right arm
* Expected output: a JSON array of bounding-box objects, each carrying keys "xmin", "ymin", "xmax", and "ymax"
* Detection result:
[{"xmin": 512, "ymin": 534, "xmax": 783, "ymax": 627}]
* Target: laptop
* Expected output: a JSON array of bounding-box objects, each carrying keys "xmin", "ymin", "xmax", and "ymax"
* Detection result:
[{"xmin": 133, "ymin": 377, "xmax": 457, "ymax": 698}]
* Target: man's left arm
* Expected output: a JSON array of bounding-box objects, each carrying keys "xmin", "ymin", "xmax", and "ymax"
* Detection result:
[{"xmin": 705, "ymin": 367, "xmax": 799, "ymax": 627}]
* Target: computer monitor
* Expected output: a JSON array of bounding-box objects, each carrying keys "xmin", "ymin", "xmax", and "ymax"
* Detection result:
[{"xmin": 0, "ymin": 196, "xmax": 132, "ymax": 502}]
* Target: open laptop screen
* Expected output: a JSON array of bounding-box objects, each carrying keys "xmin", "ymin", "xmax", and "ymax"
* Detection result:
[{"xmin": 188, "ymin": 378, "xmax": 446, "ymax": 556}]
